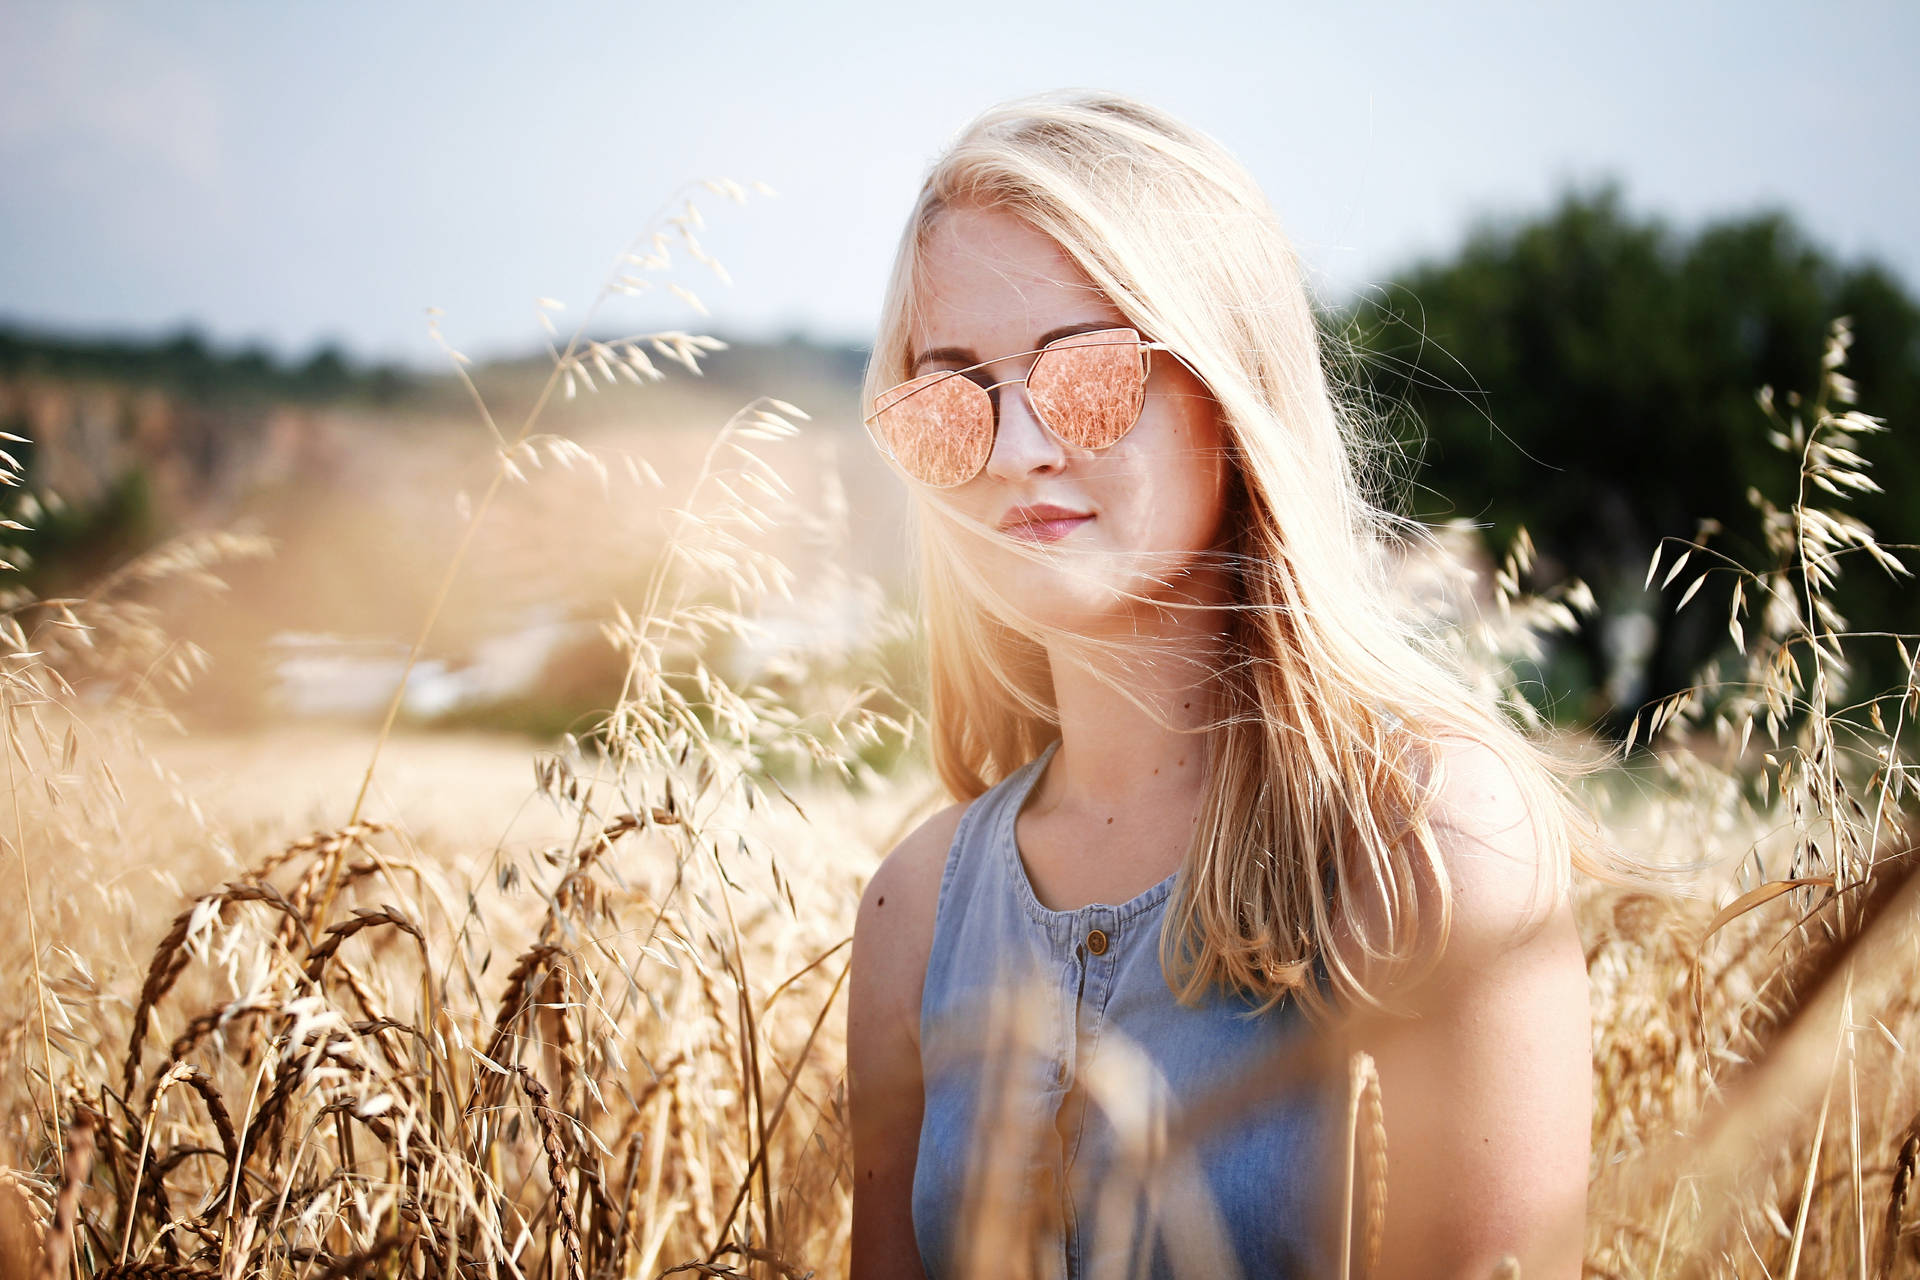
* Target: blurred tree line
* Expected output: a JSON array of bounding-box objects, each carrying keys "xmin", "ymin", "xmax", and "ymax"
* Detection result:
[
  {"xmin": 0, "ymin": 326, "xmax": 423, "ymax": 602},
  {"xmin": 1340, "ymin": 181, "xmax": 1919, "ymax": 736},
  {"xmin": 0, "ymin": 324, "xmax": 417, "ymax": 405}
]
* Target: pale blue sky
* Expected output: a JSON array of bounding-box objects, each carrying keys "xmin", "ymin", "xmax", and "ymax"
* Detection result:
[{"xmin": 2, "ymin": 1, "xmax": 1914, "ymax": 366}]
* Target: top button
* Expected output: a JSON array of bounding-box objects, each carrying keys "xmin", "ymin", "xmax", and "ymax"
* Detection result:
[{"xmin": 1086, "ymin": 928, "xmax": 1109, "ymax": 956}]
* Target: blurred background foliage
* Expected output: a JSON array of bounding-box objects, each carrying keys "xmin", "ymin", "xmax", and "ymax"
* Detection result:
[{"xmin": 1340, "ymin": 181, "xmax": 1919, "ymax": 732}]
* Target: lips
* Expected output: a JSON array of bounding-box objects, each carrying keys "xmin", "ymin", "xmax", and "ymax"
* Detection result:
[{"xmin": 998, "ymin": 503, "xmax": 1094, "ymax": 543}]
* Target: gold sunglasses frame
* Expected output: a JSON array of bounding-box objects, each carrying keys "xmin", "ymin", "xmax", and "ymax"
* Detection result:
[{"xmin": 862, "ymin": 328, "xmax": 1182, "ymax": 488}]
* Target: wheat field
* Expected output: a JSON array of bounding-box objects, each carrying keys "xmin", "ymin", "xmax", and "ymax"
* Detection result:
[{"xmin": 2, "ymin": 184, "xmax": 1917, "ymax": 1280}]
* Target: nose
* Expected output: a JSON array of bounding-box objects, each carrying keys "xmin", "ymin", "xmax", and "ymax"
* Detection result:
[{"xmin": 982, "ymin": 378, "xmax": 1068, "ymax": 482}]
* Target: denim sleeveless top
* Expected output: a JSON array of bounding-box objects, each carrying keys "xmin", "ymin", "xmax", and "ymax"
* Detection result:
[{"xmin": 911, "ymin": 738, "xmax": 1339, "ymax": 1280}]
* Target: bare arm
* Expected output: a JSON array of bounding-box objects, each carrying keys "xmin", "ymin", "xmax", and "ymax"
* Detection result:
[
  {"xmin": 1343, "ymin": 737, "xmax": 1592, "ymax": 1279},
  {"xmin": 848, "ymin": 803, "xmax": 966, "ymax": 1280}
]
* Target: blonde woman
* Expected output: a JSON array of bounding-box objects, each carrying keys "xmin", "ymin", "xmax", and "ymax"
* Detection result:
[{"xmin": 848, "ymin": 89, "xmax": 1599, "ymax": 1280}]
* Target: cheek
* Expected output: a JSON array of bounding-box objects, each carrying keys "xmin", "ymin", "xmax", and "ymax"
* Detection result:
[
  {"xmin": 1176, "ymin": 416, "xmax": 1231, "ymax": 539},
  {"xmin": 923, "ymin": 492, "xmax": 999, "ymax": 553}
]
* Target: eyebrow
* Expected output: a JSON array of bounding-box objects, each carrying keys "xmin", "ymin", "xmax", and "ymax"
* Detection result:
[{"xmin": 909, "ymin": 320, "xmax": 1124, "ymax": 373}]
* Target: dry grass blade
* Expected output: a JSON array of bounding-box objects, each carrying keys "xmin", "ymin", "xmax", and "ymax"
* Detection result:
[
  {"xmin": 33, "ymin": 1109, "xmax": 95, "ymax": 1280},
  {"xmin": 661, "ymin": 1243, "xmax": 814, "ymax": 1278},
  {"xmin": 143, "ymin": 1067, "xmax": 239, "ymax": 1217},
  {"xmin": 301, "ymin": 905, "xmax": 426, "ymax": 982},
  {"xmin": 121, "ymin": 882, "xmax": 308, "ymax": 1103},
  {"xmin": 1630, "ymin": 852, "xmax": 1920, "ymax": 1274},
  {"xmin": 161, "ymin": 999, "xmax": 273, "ymax": 1067},
  {"xmin": 1882, "ymin": 1117, "xmax": 1919, "ymax": 1279},
  {"xmin": 306, "ymin": 1234, "xmax": 402, "ymax": 1280},
  {"xmin": 1704, "ymin": 876, "xmax": 1837, "ymax": 941},
  {"xmin": 703, "ymin": 955, "xmax": 851, "ymax": 1268},
  {"xmin": 1339, "ymin": 1050, "xmax": 1387, "ymax": 1280},
  {"xmin": 0, "ymin": 1166, "xmax": 47, "ymax": 1279},
  {"xmin": 483, "ymin": 941, "xmax": 565, "ymax": 1065},
  {"xmin": 518, "ymin": 1064, "xmax": 584, "ymax": 1280},
  {"xmin": 1359, "ymin": 1055, "xmax": 1387, "ymax": 1277}
]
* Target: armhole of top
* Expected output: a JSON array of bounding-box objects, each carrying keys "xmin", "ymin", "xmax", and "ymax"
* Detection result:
[
  {"xmin": 917, "ymin": 789, "xmax": 989, "ymax": 1049},
  {"xmin": 930, "ymin": 788, "xmax": 986, "ymax": 934}
]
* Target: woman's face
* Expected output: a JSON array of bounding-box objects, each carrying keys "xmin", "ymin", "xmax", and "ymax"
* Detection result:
[{"xmin": 903, "ymin": 202, "xmax": 1236, "ymax": 637}]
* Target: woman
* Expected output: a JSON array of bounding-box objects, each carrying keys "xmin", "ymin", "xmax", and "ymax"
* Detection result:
[{"xmin": 847, "ymin": 89, "xmax": 1600, "ymax": 1280}]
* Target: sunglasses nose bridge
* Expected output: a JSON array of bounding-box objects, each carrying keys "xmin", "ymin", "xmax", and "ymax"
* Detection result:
[
  {"xmin": 979, "ymin": 373, "xmax": 1033, "ymax": 417},
  {"xmin": 979, "ymin": 373, "xmax": 1067, "ymax": 476}
]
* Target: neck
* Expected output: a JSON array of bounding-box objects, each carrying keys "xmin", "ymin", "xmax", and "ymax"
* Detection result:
[{"xmin": 1036, "ymin": 566, "xmax": 1235, "ymax": 814}]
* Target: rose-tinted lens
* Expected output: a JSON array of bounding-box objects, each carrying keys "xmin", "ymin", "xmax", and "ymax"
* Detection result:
[
  {"xmin": 1026, "ymin": 330, "xmax": 1147, "ymax": 450},
  {"xmin": 873, "ymin": 372, "xmax": 992, "ymax": 487}
]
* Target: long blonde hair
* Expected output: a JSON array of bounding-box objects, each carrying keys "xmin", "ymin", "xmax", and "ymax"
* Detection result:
[{"xmin": 863, "ymin": 88, "xmax": 1616, "ymax": 1022}]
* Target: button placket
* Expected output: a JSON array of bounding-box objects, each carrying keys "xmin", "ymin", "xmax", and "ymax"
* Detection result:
[
  {"xmin": 1080, "ymin": 910, "xmax": 1118, "ymax": 1025},
  {"xmin": 1064, "ymin": 909, "xmax": 1124, "ymax": 1280},
  {"xmin": 1051, "ymin": 926, "xmax": 1089, "ymax": 1280},
  {"xmin": 1060, "ymin": 910, "xmax": 1120, "ymax": 1179},
  {"xmin": 1053, "ymin": 942, "xmax": 1083, "ymax": 1086}
]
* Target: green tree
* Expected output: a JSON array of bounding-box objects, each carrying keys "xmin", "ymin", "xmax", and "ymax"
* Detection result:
[{"xmin": 1344, "ymin": 181, "xmax": 1920, "ymax": 733}]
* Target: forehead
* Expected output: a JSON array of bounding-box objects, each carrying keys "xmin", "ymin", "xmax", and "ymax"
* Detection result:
[{"xmin": 908, "ymin": 204, "xmax": 1122, "ymax": 354}]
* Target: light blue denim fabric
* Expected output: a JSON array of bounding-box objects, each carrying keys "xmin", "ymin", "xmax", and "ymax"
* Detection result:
[{"xmin": 912, "ymin": 737, "xmax": 1338, "ymax": 1280}]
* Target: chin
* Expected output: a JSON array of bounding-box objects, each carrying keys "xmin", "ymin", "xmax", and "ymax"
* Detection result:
[{"xmin": 988, "ymin": 561, "xmax": 1141, "ymax": 637}]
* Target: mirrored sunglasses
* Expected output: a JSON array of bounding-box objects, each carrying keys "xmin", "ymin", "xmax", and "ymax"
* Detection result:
[{"xmin": 864, "ymin": 327, "xmax": 1175, "ymax": 488}]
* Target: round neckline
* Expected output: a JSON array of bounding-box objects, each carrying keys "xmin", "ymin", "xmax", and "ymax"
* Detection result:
[{"xmin": 1002, "ymin": 736, "xmax": 1181, "ymax": 927}]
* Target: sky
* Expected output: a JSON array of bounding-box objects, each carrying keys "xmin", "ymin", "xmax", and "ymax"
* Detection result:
[{"xmin": 1, "ymin": 1, "xmax": 1915, "ymax": 368}]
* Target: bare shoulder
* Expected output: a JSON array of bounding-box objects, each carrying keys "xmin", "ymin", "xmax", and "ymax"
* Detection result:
[
  {"xmin": 1422, "ymin": 732, "xmax": 1569, "ymax": 955},
  {"xmin": 851, "ymin": 799, "xmax": 971, "ymax": 1044},
  {"xmin": 864, "ymin": 799, "xmax": 971, "ymax": 911},
  {"xmin": 847, "ymin": 801, "xmax": 970, "ymax": 1280},
  {"xmin": 1333, "ymin": 731, "xmax": 1573, "ymax": 993},
  {"xmin": 1348, "ymin": 733, "xmax": 1592, "ymax": 1277}
]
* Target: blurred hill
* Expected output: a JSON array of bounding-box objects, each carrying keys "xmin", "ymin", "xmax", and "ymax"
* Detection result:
[
  {"xmin": 0, "ymin": 323, "xmax": 883, "ymax": 586},
  {"xmin": 0, "ymin": 322, "xmax": 901, "ymax": 733}
]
